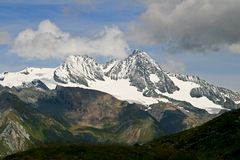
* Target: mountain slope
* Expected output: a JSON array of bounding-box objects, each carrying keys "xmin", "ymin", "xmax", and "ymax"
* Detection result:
[
  {"xmin": 5, "ymin": 109, "xmax": 240, "ymax": 160},
  {"xmin": 0, "ymin": 90, "xmax": 73, "ymax": 157},
  {"xmin": 149, "ymin": 108, "xmax": 240, "ymax": 160},
  {"xmin": 35, "ymin": 86, "xmax": 187, "ymax": 144}
]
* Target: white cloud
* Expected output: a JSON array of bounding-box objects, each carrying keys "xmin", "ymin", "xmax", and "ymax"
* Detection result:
[
  {"xmin": 229, "ymin": 43, "xmax": 240, "ymax": 54},
  {"xmin": 0, "ymin": 31, "xmax": 11, "ymax": 45},
  {"xmin": 161, "ymin": 58, "xmax": 186, "ymax": 74},
  {"xmin": 11, "ymin": 20, "xmax": 130, "ymax": 60},
  {"xmin": 129, "ymin": 0, "xmax": 240, "ymax": 54}
]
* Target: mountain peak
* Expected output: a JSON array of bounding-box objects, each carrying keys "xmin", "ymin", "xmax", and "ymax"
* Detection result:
[
  {"xmin": 132, "ymin": 49, "xmax": 144, "ymax": 54},
  {"xmin": 130, "ymin": 49, "xmax": 151, "ymax": 59},
  {"xmin": 103, "ymin": 49, "xmax": 179, "ymax": 95},
  {"xmin": 54, "ymin": 54, "xmax": 104, "ymax": 86},
  {"xmin": 127, "ymin": 50, "xmax": 162, "ymax": 73},
  {"xmin": 65, "ymin": 55, "xmax": 97, "ymax": 64}
]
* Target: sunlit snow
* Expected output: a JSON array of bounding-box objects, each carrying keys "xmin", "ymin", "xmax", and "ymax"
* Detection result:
[
  {"xmin": 162, "ymin": 76, "xmax": 223, "ymax": 114},
  {"xmin": 149, "ymin": 74, "xmax": 159, "ymax": 83}
]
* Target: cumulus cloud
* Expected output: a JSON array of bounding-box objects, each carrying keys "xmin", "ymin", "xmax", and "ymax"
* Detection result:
[
  {"xmin": 0, "ymin": 31, "xmax": 11, "ymax": 45},
  {"xmin": 129, "ymin": 0, "xmax": 240, "ymax": 54},
  {"xmin": 161, "ymin": 58, "xmax": 186, "ymax": 74},
  {"xmin": 11, "ymin": 20, "xmax": 130, "ymax": 60}
]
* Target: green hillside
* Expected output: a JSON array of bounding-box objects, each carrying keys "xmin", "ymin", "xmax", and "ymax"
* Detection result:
[{"xmin": 5, "ymin": 109, "xmax": 240, "ymax": 160}]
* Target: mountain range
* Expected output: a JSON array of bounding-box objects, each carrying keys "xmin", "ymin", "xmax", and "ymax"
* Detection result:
[{"xmin": 0, "ymin": 50, "xmax": 240, "ymax": 157}]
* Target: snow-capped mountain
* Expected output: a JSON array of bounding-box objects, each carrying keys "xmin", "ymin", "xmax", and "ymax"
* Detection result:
[
  {"xmin": 0, "ymin": 50, "xmax": 239, "ymax": 114},
  {"xmin": 54, "ymin": 55, "xmax": 104, "ymax": 86},
  {"xmin": 104, "ymin": 50, "xmax": 179, "ymax": 96}
]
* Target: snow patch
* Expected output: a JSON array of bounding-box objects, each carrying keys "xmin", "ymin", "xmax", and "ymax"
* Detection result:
[
  {"xmin": 149, "ymin": 74, "xmax": 159, "ymax": 83},
  {"xmin": 0, "ymin": 68, "xmax": 57, "ymax": 89},
  {"xmin": 156, "ymin": 98, "xmax": 169, "ymax": 103},
  {"xmin": 177, "ymin": 106, "xmax": 190, "ymax": 113},
  {"xmin": 59, "ymin": 77, "xmax": 173, "ymax": 106},
  {"xmin": 144, "ymin": 105, "xmax": 152, "ymax": 111},
  {"xmin": 87, "ymin": 77, "xmax": 159, "ymax": 105},
  {"xmin": 235, "ymin": 101, "xmax": 240, "ymax": 104}
]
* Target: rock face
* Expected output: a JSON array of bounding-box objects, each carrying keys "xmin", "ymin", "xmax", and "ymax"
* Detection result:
[
  {"xmin": 0, "ymin": 121, "xmax": 30, "ymax": 156},
  {"xmin": 0, "ymin": 73, "xmax": 4, "ymax": 81},
  {"xmin": 54, "ymin": 55, "xmax": 104, "ymax": 86},
  {"xmin": 20, "ymin": 80, "xmax": 49, "ymax": 90}
]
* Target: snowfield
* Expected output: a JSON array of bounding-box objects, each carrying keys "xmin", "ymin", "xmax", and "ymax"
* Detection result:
[
  {"xmin": 88, "ymin": 77, "xmax": 159, "ymax": 105},
  {"xmin": 0, "ymin": 68, "xmax": 56, "ymax": 89},
  {"xmin": 235, "ymin": 101, "xmax": 240, "ymax": 104},
  {"xmin": 149, "ymin": 74, "xmax": 160, "ymax": 83}
]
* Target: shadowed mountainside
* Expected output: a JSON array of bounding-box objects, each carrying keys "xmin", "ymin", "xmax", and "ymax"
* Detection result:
[{"xmin": 4, "ymin": 108, "xmax": 240, "ymax": 160}]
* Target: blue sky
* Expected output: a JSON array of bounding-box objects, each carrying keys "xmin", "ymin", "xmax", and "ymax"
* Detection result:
[{"xmin": 0, "ymin": 0, "xmax": 239, "ymax": 91}]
